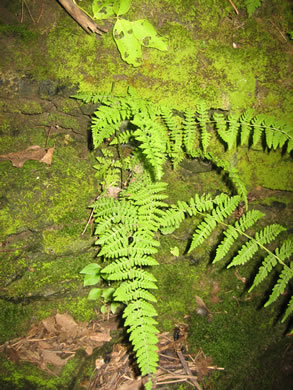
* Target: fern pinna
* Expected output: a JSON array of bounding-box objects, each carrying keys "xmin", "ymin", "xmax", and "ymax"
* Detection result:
[{"xmin": 91, "ymin": 174, "xmax": 168, "ymax": 388}]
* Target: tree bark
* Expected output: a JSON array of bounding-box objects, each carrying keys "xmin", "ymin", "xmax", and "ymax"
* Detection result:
[{"xmin": 57, "ymin": 0, "xmax": 108, "ymax": 35}]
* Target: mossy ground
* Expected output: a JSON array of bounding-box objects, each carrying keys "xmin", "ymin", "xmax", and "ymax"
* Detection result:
[{"xmin": 0, "ymin": 0, "xmax": 292, "ymax": 389}]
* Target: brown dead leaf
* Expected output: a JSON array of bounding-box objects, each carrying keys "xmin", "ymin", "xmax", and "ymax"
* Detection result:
[
  {"xmin": 41, "ymin": 350, "xmax": 70, "ymax": 367},
  {"xmin": 42, "ymin": 317, "xmax": 57, "ymax": 334},
  {"xmin": 40, "ymin": 146, "xmax": 55, "ymax": 165},
  {"xmin": 89, "ymin": 332, "xmax": 111, "ymax": 343},
  {"xmin": 55, "ymin": 313, "xmax": 79, "ymax": 337},
  {"xmin": 0, "ymin": 145, "xmax": 54, "ymax": 167},
  {"xmin": 210, "ymin": 281, "xmax": 221, "ymax": 304}
]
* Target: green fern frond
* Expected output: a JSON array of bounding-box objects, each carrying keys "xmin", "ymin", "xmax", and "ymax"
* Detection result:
[
  {"xmin": 183, "ymin": 108, "xmax": 198, "ymax": 155},
  {"xmin": 244, "ymin": 0, "xmax": 264, "ymax": 17},
  {"xmin": 161, "ymin": 107, "xmax": 184, "ymax": 167},
  {"xmin": 114, "ymin": 280, "xmax": 157, "ymax": 303},
  {"xmin": 188, "ymin": 195, "xmax": 241, "ymax": 252},
  {"xmin": 110, "ymin": 129, "xmax": 133, "ymax": 145},
  {"xmin": 265, "ymin": 263, "xmax": 293, "ymax": 307},
  {"xmin": 131, "ymin": 115, "xmax": 168, "ymax": 180},
  {"xmin": 213, "ymin": 209, "xmax": 265, "ymax": 263},
  {"xmin": 196, "ymin": 101, "xmax": 211, "ymax": 152},
  {"xmin": 159, "ymin": 207, "xmax": 185, "ymax": 234},
  {"xmin": 102, "ymin": 256, "xmax": 159, "ymax": 275},
  {"xmin": 282, "ymin": 295, "xmax": 293, "ymax": 323},
  {"xmin": 122, "ymin": 298, "xmax": 159, "ymax": 376},
  {"xmin": 249, "ymin": 239, "xmax": 293, "ymax": 292},
  {"xmin": 91, "ymin": 105, "xmax": 128, "ymax": 148},
  {"xmin": 239, "ymin": 109, "xmax": 254, "ymax": 145},
  {"xmin": 251, "ymin": 114, "xmax": 265, "ymax": 146},
  {"xmin": 228, "ymin": 224, "xmax": 286, "ymax": 268},
  {"xmin": 214, "ymin": 112, "xmax": 240, "ymax": 150}
]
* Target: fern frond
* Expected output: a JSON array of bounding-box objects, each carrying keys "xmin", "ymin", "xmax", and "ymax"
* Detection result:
[
  {"xmin": 122, "ymin": 298, "xmax": 159, "ymax": 376},
  {"xmin": 161, "ymin": 107, "xmax": 184, "ymax": 167},
  {"xmin": 110, "ymin": 129, "xmax": 134, "ymax": 145},
  {"xmin": 131, "ymin": 115, "xmax": 168, "ymax": 180},
  {"xmin": 215, "ymin": 112, "xmax": 240, "ymax": 150},
  {"xmin": 251, "ymin": 114, "xmax": 265, "ymax": 146},
  {"xmin": 115, "ymin": 280, "xmax": 157, "ymax": 303},
  {"xmin": 159, "ymin": 207, "xmax": 185, "ymax": 234},
  {"xmin": 264, "ymin": 263, "xmax": 293, "ymax": 307},
  {"xmin": 244, "ymin": 0, "xmax": 264, "ymax": 17},
  {"xmin": 102, "ymin": 256, "xmax": 159, "ymax": 276},
  {"xmin": 282, "ymin": 295, "xmax": 293, "ymax": 323},
  {"xmin": 196, "ymin": 101, "xmax": 211, "ymax": 152},
  {"xmin": 249, "ymin": 239, "xmax": 293, "ymax": 292},
  {"xmin": 91, "ymin": 105, "xmax": 128, "ymax": 148},
  {"xmin": 228, "ymin": 224, "xmax": 286, "ymax": 268},
  {"xmin": 188, "ymin": 195, "xmax": 240, "ymax": 252},
  {"xmin": 213, "ymin": 209, "xmax": 265, "ymax": 263},
  {"xmin": 183, "ymin": 108, "xmax": 198, "ymax": 156},
  {"xmin": 107, "ymin": 268, "xmax": 157, "ymax": 282},
  {"xmin": 239, "ymin": 109, "xmax": 254, "ymax": 145}
]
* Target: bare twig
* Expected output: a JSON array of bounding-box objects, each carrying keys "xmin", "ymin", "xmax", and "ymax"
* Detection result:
[
  {"xmin": 228, "ymin": 0, "xmax": 239, "ymax": 15},
  {"xmin": 269, "ymin": 19, "xmax": 288, "ymax": 42},
  {"xmin": 23, "ymin": 0, "xmax": 36, "ymax": 24},
  {"xmin": 37, "ymin": 2, "xmax": 44, "ymax": 23},
  {"xmin": 176, "ymin": 350, "xmax": 202, "ymax": 390}
]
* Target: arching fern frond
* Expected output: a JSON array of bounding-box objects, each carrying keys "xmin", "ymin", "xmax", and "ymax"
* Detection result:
[
  {"xmin": 90, "ymin": 174, "xmax": 168, "ymax": 385},
  {"xmin": 188, "ymin": 195, "xmax": 240, "ymax": 252},
  {"xmin": 131, "ymin": 114, "xmax": 169, "ymax": 180},
  {"xmin": 228, "ymin": 224, "xmax": 286, "ymax": 268},
  {"xmin": 213, "ymin": 209, "xmax": 265, "ymax": 263},
  {"xmin": 183, "ymin": 108, "xmax": 198, "ymax": 156},
  {"xmin": 161, "ymin": 106, "xmax": 184, "ymax": 168},
  {"xmin": 265, "ymin": 263, "xmax": 293, "ymax": 307}
]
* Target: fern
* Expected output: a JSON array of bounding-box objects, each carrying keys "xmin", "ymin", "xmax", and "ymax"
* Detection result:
[
  {"xmin": 91, "ymin": 174, "xmax": 168, "ymax": 385},
  {"xmin": 244, "ymin": 0, "xmax": 264, "ymax": 16},
  {"xmin": 189, "ymin": 195, "xmax": 241, "ymax": 252},
  {"xmin": 161, "ymin": 106, "xmax": 184, "ymax": 168},
  {"xmin": 77, "ymin": 90, "xmax": 293, "ymax": 386},
  {"xmin": 213, "ymin": 209, "xmax": 265, "ymax": 263}
]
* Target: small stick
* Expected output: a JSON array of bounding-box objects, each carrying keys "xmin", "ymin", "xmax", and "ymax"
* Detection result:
[
  {"xmin": 177, "ymin": 350, "xmax": 202, "ymax": 390},
  {"xmin": 21, "ymin": 0, "xmax": 24, "ymax": 23},
  {"xmin": 228, "ymin": 0, "xmax": 239, "ymax": 15},
  {"xmin": 23, "ymin": 0, "xmax": 36, "ymax": 24},
  {"xmin": 269, "ymin": 20, "xmax": 287, "ymax": 42},
  {"xmin": 37, "ymin": 2, "xmax": 43, "ymax": 23}
]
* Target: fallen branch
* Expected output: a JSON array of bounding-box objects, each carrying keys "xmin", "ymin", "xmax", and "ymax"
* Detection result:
[{"xmin": 57, "ymin": 0, "xmax": 108, "ymax": 35}]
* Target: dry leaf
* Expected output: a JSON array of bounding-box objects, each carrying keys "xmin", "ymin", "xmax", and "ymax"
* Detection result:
[
  {"xmin": 89, "ymin": 333, "xmax": 111, "ymax": 343},
  {"xmin": 0, "ymin": 145, "xmax": 54, "ymax": 167},
  {"xmin": 41, "ymin": 350, "xmax": 70, "ymax": 367}
]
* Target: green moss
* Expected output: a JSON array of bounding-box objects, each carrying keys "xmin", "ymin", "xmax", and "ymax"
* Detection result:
[
  {"xmin": 0, "ymin": 145, "xmax": 96, "ymax": 236},
  {"xmin": 237, "ymin": 148, "xmax": 293, "ymax": 191},
  {"xmin": 153, "ymin": 259, "xmax": 201, "ymax": 331},
  {"xmin": 19, "ymin": 101, "xmax": 43, "ymax": 115},
  {"xmin": 0, "ymin": 350, "xmax": 86, "ymax": 390}
]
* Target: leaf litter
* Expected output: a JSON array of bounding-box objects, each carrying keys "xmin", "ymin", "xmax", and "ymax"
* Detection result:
[{"xmin": 1, "ymin": 315, "xmax": 223, "ymax": 388}]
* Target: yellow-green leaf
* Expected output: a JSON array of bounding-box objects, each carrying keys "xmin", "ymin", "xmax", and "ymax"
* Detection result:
[
  {"xmin": 113, "ymin": 0, "xmax": 132, "ymax": 16},
  {"xmin": 113, "ymin": 19, "xmax": 142, "ymax": 67},
  {"xmin": 132, "ymin": 19, "xmax": 168, "ymax": 51},
  {"xmin": 92, "ymin": 0, "xmax": 115, "ymax": 20}
]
